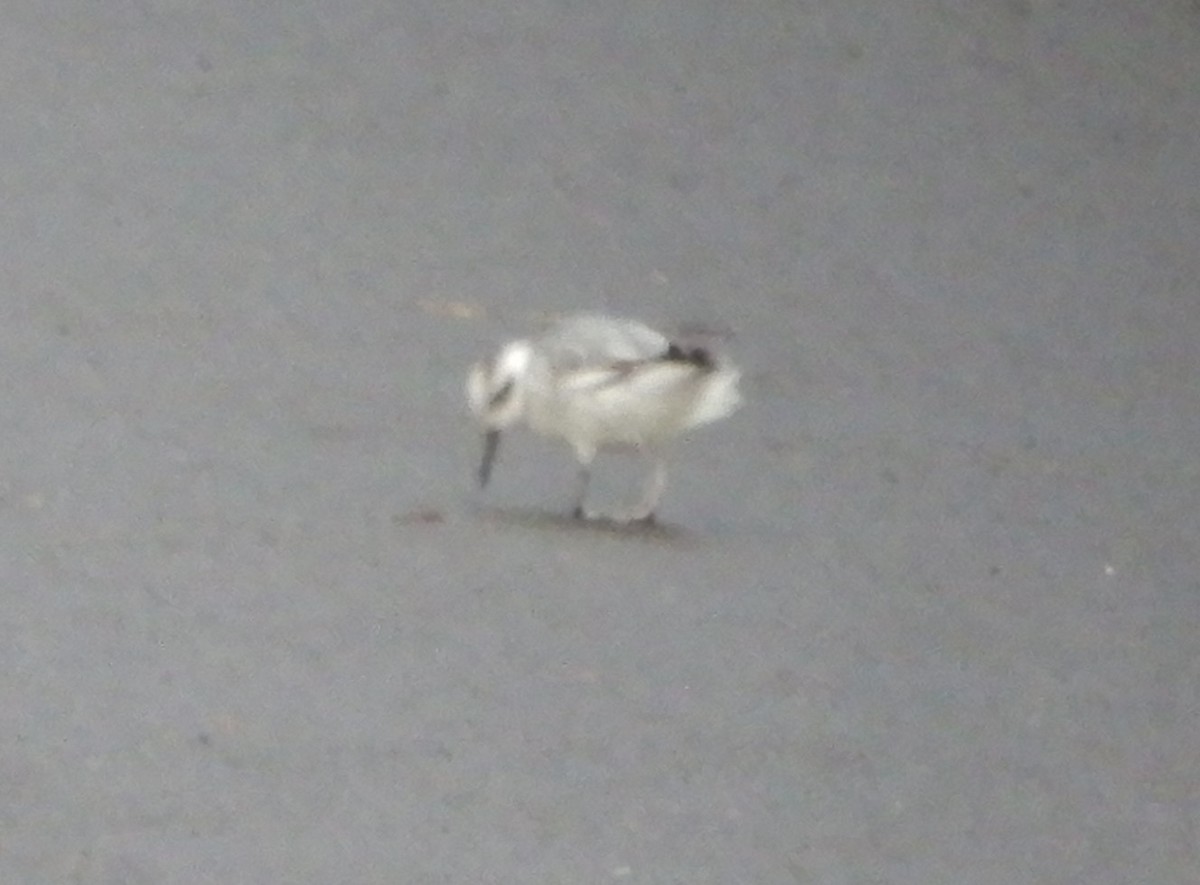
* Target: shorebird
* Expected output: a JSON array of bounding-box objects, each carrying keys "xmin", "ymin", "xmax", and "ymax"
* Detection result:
[{"xmin": 466, "ymin": 314, "xmax": 741, "ymax": 522}]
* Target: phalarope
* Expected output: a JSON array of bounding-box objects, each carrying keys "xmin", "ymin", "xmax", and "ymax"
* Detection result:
[{"xmin": 466, "ymin": 314, "xmax": 741, "ymax": 522}]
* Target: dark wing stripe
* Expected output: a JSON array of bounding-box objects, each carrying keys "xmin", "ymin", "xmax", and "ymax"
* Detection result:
[{"xmin": 662, "ymin": 343, "xmax": 714, "ymax": 369}]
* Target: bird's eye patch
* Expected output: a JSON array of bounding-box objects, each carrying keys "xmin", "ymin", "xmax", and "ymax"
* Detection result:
[{"xmin": 488, "ymin": 379, "xmax": 515, "ymax": 408}]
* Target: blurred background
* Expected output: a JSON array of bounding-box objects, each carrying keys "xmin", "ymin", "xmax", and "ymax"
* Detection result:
[{"xmin": 2, "ymin": 2, "xmax": 1196, "ymax": 882}]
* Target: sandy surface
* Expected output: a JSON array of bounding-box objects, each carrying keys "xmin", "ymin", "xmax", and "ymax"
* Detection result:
[{"xmin": 2, "ymin": 2, "xmax": 1197, "ymax": 882}]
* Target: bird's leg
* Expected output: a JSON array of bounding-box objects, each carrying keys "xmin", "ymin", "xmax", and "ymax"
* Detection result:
[
  {"xmin": 626, "ymin": 455, "xmax": 668, "ymax": 523},
  {"xmin": 571, "ymin": 466, "xmax": 591, "ymax": 519},
  {"xmin": 571, "ymin": 448, "xmax": 596, "ymax": 519}
]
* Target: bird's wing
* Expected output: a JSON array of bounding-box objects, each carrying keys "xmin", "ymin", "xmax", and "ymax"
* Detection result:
[{"xmin": 537, "ymin": 315, "xmax": 669, "ymax": 372}]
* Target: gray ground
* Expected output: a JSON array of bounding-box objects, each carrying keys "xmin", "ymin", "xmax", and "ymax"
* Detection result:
[{"xmin": 2, "ymin": 1, "xmax": 1197, "ymax": 883}]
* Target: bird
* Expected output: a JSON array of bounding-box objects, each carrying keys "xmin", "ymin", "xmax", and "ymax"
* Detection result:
[{"xmin": 466, "ymin": 314, "xmax": 741, "ymax": 523}]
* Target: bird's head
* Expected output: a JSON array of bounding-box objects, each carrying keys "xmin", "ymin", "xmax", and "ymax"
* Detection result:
[{"xmin": 465, "ymin": 339, "xmax": 533, "ymax": 486}]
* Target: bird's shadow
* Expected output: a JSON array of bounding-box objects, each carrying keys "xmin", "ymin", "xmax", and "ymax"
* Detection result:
[{"xmin": 470, "ymin": 504, "xmax": 699, "ymax": 546}]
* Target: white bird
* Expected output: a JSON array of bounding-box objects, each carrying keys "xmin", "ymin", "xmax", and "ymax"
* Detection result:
[{"xmin": 466, "ymin": 314, "xmax": 741, "ymax": 522}]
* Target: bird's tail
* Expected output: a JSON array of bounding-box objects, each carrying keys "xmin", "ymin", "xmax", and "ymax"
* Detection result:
[{"xmin": 688, "ymin": 367, "xmax": 742, "ymax": 427}]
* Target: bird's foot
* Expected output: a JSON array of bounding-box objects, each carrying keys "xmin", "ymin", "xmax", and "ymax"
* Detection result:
[
  {"xmin": 571, "ymin": 505, "xmax": 654, "ymax": 525},
  {"xmin": 609, "ymin": 506, "xmax": 658, "ymax": 525}
]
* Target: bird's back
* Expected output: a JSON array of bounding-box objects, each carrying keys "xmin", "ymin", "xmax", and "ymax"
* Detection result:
[{"xmin": 535, "ymin": 315, "xmax": 669, "ymax": 373}]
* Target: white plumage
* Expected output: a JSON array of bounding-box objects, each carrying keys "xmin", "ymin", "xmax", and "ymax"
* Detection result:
[{"xmin": 466, "ymin": 314, "xmax": 741, "ymax": 522}]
